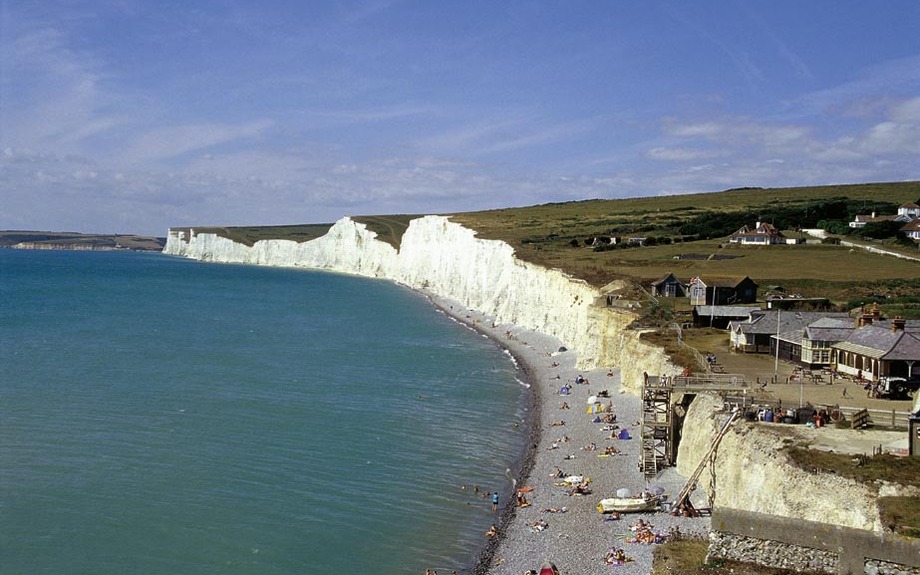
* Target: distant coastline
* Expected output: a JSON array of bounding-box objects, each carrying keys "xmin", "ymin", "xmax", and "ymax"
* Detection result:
[{"xmin": 0, "ymin": 231, "xmax": 165, "ymax": 252}]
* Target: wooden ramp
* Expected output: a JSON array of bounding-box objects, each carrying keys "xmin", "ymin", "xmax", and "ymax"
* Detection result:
[{"xmin": 671, "ymin": 408, "xmax": 740, "ymax": 510}]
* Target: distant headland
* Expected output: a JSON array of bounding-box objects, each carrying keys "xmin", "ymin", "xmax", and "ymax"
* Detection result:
[{"xmin": 0, "ymin": 231, "xmax": 165, "ymax": 251}]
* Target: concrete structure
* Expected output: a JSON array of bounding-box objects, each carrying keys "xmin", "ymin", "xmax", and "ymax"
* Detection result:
[{"xmin": 709, "ymin": 508, "xmax": 920, "ymax": 575}]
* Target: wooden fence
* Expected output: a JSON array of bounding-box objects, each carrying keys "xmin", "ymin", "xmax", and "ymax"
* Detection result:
[{"xmin": 834, "ymin": 405, "xmax": 911, "ymax": 429}]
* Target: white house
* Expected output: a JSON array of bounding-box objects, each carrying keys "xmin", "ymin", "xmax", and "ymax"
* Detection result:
[{"xmin": 728, "ymin": 222, "xmax": 785, "ymax": 245}]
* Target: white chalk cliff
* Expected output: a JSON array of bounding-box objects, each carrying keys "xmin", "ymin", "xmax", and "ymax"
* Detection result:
[{"xmin": 164, "ymin": 216, "xmax": 677, "ymax": 392}]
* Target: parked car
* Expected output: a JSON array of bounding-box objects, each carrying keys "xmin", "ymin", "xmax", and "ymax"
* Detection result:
[{"xmin": 879, "ymin": 376, "xmax": 920, "ymax": 400}]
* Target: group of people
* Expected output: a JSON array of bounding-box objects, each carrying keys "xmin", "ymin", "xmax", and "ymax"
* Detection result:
[
  {"xmin": 625, "ymin": 518, "xmax": 671, "ymax": 544},
  {"xmin": 670, "ymin": 500, "xmax": 701, "ymax": 518},
  {"xmin": 603, "ymin": 547, "xmax": 633, "ymax": 566}
]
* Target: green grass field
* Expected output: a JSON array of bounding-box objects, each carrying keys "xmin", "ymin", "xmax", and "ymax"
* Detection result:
[{"xmin": 198, "ymin": 181, "xmax": 920, "ymax": 314}]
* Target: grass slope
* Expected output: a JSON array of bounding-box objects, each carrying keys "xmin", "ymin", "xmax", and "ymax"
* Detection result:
[{"xmin": 198, "ymin": 181, "xmax": 920, "ymax": 313}]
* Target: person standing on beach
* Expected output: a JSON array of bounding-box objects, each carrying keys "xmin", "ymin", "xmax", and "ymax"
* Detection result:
[{"xmin": 491, "ymin": 491, "xmax": 499, "ymax": 512}]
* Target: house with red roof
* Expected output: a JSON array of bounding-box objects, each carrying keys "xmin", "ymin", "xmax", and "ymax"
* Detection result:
[{"xmin": 728, "ymin": 222, "xmax": 785, "ymax": 245}]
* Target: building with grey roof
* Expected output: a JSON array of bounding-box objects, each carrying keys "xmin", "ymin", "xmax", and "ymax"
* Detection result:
[
  {"xmin": 833, "ymin": 319, "xmax": 920, "ymax": 381},
  {"xmin": 729, "ymin": 310, "xmax": 849, "ymax": 355}
]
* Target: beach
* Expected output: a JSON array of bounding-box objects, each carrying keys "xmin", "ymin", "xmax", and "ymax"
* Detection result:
[{"xmin": 427, "ymin": 294, "xmax": 711, "ymax": 575}]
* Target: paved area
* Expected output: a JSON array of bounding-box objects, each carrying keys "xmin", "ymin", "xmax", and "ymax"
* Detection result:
[{"xmin": 684, "ymin": 333, "xmax": 914, "ymax": 456}]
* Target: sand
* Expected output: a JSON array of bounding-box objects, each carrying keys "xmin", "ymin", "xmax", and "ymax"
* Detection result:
[{"xmin": 425, "ymin": 294, "xmax": 711, "ymax": 575}]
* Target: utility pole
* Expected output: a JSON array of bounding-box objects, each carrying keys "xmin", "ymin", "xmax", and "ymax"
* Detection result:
[{"xmin": 773, "ymin": 307, "xmax": 781, "ymax": 383}]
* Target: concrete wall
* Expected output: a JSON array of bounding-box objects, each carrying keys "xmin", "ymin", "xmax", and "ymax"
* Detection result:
[{"xmin": 709, "ymin": 508, "xmax": 920, "ymax": 575}]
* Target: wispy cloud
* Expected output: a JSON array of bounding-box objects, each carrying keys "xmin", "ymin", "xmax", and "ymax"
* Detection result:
[
  {"xmin": 646, "ymin": 147, "xmax": 724, "ymax": 162},
  {"xmin": 117, "ymin": 121, "xmax": 274, "ymax": 166},
  {"xmin": 418, "ymin": 116, "xmax": 595, "ymax": 157}
]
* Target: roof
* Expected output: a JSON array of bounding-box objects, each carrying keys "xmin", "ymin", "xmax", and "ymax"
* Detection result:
[
  {"xmin": 868, "ymin": 319, "xmax": 920, "ymax": 333},
  {"xmin": 650, "ymin": 273, "xmax": 683, "ymax": 286},
  {"xmin": 901, "ymin": 202, "xmax": 919, "ymax": 209},
  {"xmin": 730, "ymin": 222, "xmax": 785, "ymax": 240},
  {"xmin": 854, "ymin": 214, "xmax": 898, "ymax": 223},
  {"xmin": 775, "ymin": 327, "xmax": 805, "ymax": 344},
  {"xmin": 731, "ymin": 311, "xmax": 849, "ymax": 336},
  {"xmin": 696, "ymin": 276, "xmax": 757, "ymax": 288},
  {"xmin": 833, "ymin": 325, "xmax": 920, "ymax": 361},
  {"xmin": 805, "ymin": 318, "xmax": 855, "ymax": 342},
  {"xmin": 695, "ymin": 305, "xmax": 761, "ymax": 318},
  {"xmin": 900, "ymin": 219, "xmax": 920, "ymax": 232}
]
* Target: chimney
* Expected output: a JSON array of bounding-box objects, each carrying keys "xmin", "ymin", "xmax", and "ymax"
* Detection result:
[
  {"xmin": 871, "ymin": 211, "xmax": 876, "ymax": 218},
  {"xmin": 872, "ymin": 303, "xmax": 881, "ymax": 321},
  {"xmin": 892, "ymin": 316, "xmax": 906, "ymax": 332},
  {"xmin": 755, "ymin": 221, "xmax": 761, "ymax": 229}
]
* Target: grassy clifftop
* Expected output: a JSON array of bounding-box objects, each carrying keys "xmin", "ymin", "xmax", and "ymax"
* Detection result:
[{"xmin": 192, "ymin": 181, "xmax": 920, "ymax": 312}]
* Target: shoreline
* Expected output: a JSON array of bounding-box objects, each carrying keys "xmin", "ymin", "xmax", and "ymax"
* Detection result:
[
  {"xmin": 425, "ymin": 294, "xmax": 545, "ymax": 575},
  {"xmin": 424, "ymin": 292, "xmax": 712, "ymax": 575}
]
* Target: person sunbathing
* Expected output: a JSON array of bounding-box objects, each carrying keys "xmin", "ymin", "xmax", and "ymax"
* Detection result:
[
  {"xmin": 566, "ymin": 483, "xmax": 591, "ymax": 496},
  {"xmin": 604, "ymin": 548, "xmax": 631, "ymax": 565},
  {"xmin": 630, "ymin": 518, "xmax": 651, "ymax": 532}
]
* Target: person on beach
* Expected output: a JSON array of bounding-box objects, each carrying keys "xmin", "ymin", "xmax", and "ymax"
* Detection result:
[{"xmin": 491, "ymin": 492, "xmax": 499, "ymax": 512}]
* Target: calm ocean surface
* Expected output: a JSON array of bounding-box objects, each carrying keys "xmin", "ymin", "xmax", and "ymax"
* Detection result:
[{"xmin": 0, "ymin": 250, "xmax": 531, "ymax": 575}]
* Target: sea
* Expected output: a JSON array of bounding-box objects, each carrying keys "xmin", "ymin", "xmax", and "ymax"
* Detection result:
[{"xmin": 0, "ymin": 249, "xmax": 532, "ymax": 575}]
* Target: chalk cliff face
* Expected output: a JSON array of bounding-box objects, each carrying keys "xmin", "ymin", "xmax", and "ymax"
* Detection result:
[
  {"xmin": 164, "ymin": 216, "xmax": 677, "ymax": 391},
  {"xmin": 676, "ymin": 394, "xmax": 888, "ymax": 531}
]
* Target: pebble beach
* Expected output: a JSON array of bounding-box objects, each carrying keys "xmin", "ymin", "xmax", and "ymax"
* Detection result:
[{"xmin": 427, "ymin": 294, "xmax": 712, "ymax": 575}]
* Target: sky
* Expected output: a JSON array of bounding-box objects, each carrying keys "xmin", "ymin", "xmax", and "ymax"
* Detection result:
[{"xmin": 1, "ymin": 1, "xmax": 919, "ymax": 236}]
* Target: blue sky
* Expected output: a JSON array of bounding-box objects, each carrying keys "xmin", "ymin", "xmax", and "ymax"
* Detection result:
[{"xmin": 1, "ymin": 1, "xmax": 919, "ymax": 236}]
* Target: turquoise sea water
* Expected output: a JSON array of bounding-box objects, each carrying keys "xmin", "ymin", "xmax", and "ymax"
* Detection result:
[{"xmin": 0, "ymin": 250, "xmax": 530, "ymax": 574}]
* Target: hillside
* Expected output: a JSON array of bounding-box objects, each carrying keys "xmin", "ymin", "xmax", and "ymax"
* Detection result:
[{"xmin": 187, "ymin": 181, "xmax": 920, "ymax": 316}]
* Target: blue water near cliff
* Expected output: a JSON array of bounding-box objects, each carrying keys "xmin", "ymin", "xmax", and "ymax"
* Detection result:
[{"xmin": 0, "ymin": 249, "xmax": 531, "ymax": 574}]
